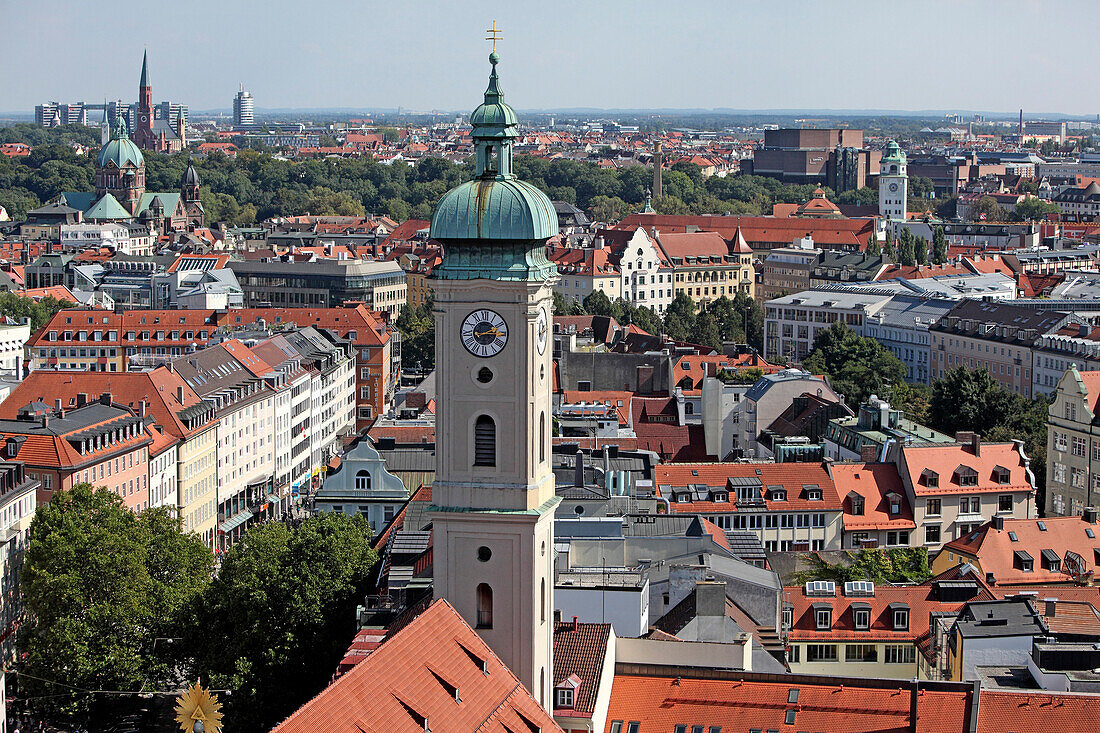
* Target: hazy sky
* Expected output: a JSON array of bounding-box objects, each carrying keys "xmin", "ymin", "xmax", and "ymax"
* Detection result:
[{"xmin": 2, "ymin": 0, "xmax": 1096, "ymax": 116}]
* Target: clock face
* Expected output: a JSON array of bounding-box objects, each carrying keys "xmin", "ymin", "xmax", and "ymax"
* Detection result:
[
  {"xmin": 536, "ymin": 308, "xmax": 548, "ymax": 355},
  {"xmin": 461, "ymin": 309, "xmax": 508, "ymax": 358},
  {"xmin": 889, "ymin": 183, "xmax": 899, "ymax": 193},
  {"xmin": 140, "ymin": 114, "xmax": 148, "ymax": 123}
]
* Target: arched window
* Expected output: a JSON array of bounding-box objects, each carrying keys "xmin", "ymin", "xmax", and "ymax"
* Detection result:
[
  {"xmin": 539, "ymin": 412, "xmax": 546, "ymax": 464},
  {"xmin": 476, "ymin": 583, "xmax": 493, "ymax": 628},
  {"xmin": 355, "ymin": 470, "xmax": 371, "ymax": 492},
  {"xmin": 474, "ymin": 415, "xmax": 496, "ymax": 467},
  {"xmin": 685, "ymin": 402, "xmax": 694, "ymax": 415},
  {"xmin": 541, "ymin": 578, "xmax": 546, "ymax": 623}
]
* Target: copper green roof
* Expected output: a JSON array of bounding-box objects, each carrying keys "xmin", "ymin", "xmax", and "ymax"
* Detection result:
[
  {"xmin": 882, "ymin": 140, "xmax": 906, "ymax": 163},
  {"xmin": 97, "ymin": 110, "xmax": 145, "ymax": 169},
  {"xmin": 85, "ymin": 194, "xmax": 133, "ymax": 220}
]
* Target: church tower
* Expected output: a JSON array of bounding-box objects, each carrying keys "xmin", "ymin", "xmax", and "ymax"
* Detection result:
[
  {"xmin": 95, "ymin": 108, "xmax": 146, "ymax": 215},
  {"xmin": 429, "ymin": 46, "xmax": 558, "ymax": 711},
  {"xmin": 134, "ymin": 51, "xmax": 156, "ymax": 150},
  {"xmin": 879, "ymin": 140, "xmax": 908, "ymax": 221}
]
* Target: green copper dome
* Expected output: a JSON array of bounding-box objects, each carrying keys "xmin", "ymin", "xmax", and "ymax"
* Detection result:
[
  {"xmin": 882, "ymin": 139, "xmax": 906, "ymax": 163},
  {"xmin": 431, "ymin": 51, "xmax": 558, "ymax": 280},
  {"xmin": 97, "ymin": 109, "xmax": 144, "ymax": 169}
]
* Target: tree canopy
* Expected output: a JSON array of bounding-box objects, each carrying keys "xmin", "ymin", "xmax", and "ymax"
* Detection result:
[
  {"xmin": 0, "ymin": 293, "xmax": 73, "ymax": 330},
  {"xmin": 18, "ymin": 484, "xmax": 213, "ymax": 722},
  {"xmin": 183, "ymin": 512, "xmax": 378, "ymax": 733},
  {"xmin": 801, "ymin": 322, "xmax": 908, "ymax": 406},
  {"xmin": 395, "ymin": 296, "xmax": 435, "ymax": 371}
]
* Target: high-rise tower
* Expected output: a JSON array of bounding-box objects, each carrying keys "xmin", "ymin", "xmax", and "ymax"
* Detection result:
[
  {"xmin": 428, "ymin": 46, "xmax": 558, "ymax": 711},
  {"xmin": 878, "ymin": 140, "xmax": 908, "ymax": 222},
  {"xmin": 233, "ymin": 86, "xmax": 254, "ymax": 129}
]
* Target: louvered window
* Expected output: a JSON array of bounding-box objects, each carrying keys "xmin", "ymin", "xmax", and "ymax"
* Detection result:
[{"xmin": 474, "ymin": 415, "xmax": 496, "ymax": 467}]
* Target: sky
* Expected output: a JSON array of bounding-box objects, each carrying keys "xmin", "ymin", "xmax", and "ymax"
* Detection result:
[{"xmin": 2, "ymin": 0, "xmax": 1097, "ymax": 117}]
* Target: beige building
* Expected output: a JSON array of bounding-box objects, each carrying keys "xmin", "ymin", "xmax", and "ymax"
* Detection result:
[
  {"xmin": 1046, "ymin": 366, "xmax": 1100, "ymax": 516},
  {"xmin": 661, "ymin": 228, "xmax": 755, "ymax": 310}
]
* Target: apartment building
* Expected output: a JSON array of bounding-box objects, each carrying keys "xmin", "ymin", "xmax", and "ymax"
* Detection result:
[
  {"xmin": 610, "ymin": 228, "xmax": 674, "ymax": 315},
  {"xmin": 655, "ymin": 462, "xmax": 844, "ymax": 551},
  {"xmin": 861, "ymin": 296, "xmax": 955, "ymax": 384},
  {"xmin": 764, "ymin": 290, "xmax": 891, "ymax": 362},
  {"xmin": 227, "ymin": 258, "xmax": 407, "ymax": 314},
  {"xmin": 26, "ymin": 304, "xmax": 397, "ymax": 427},
  {"xmin": 831, "ymin": 462, "xmax": 918, "ymax": 550},
  {"xmin": 0, "ymin": 462, "xmax": 40, "ymax": 660},
  {"xmin": 785, "ymin": 580, "xmax": 967, "ymax": 679},
  {"xmin": 1033, "ymin": 325, "xmax": 1100, "ymax": 396},
  {"xmin": 0, "ymin": 397, "xmax": 152, "ymax": 510},
  {"xmin": 0, "ymin": 368, "xmax": 221, "ymax": 545},
  {"xmin": 1045, "ymin": 366, "xmax": 1100, "ymax": 516},
  {"xmin": 928, "ymin": 300, "xmax": 1072, "ymax": 397},
  {"xmin": 547, "ymin": 243, "xmax": 622, "ymax": 305},
  {"xmin": 894, "ymin": 436, "xmax": 1037, "ymax": 550},
  {"xmin": 659, "ymin": 229, "xmax": 754, "ymax": 310},
  {"xmin": 173, "ymin": 341, "xmax": 278, "ymax": 550}
]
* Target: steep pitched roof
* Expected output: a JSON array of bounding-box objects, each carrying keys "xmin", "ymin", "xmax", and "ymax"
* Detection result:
[
  {"xmin": 900, "ymin": 441, "xmax": 1032, "ymax": 496},
  {"xmin": 552, "ymin": 621, "xmax": 610, "ymax": 718},
  {"xmin": 273, "ymin": 599, "xmax": 561, "ymax": 733},
  {"xmin": 831, "ymin": 462, "xmax": 916, "ymax": 531}
]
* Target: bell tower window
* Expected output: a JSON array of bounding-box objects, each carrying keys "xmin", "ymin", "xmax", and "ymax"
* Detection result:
[
  {"xmin": 474, "ymin": 415, "xmax": 496, "ymax": 466},
  {"xmin": 476, "ymin": 583, "xmax": 493, "ymax": 628}
]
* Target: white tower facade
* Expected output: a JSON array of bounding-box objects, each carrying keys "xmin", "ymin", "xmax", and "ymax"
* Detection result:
[
  {"xmin": 428, "ymin": 49, "xmax": 558, "ymax": 711},
  {"xmin": 879, "ymin": 140, "xmax": 908, "ymax": 221}
]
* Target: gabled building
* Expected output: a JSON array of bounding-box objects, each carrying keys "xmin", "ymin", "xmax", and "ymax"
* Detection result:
[
  {"xmin": 1046, "ymin": 366, "xmax": 1100, "ymax": 516},
  {"xmin": 933, "ymin": 512, "xmax": 1100, "ymax": 587}
]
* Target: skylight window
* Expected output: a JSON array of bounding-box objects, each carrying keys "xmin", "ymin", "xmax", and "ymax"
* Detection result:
[{"xmin": 1008, "ymin": 532, "xmax": 1018, "ymax": 542}]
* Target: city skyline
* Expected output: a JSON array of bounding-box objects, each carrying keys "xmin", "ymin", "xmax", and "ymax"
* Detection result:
[{"xmin": 2, "ymin": 0, "xmax": 1098, "ymax": 117}]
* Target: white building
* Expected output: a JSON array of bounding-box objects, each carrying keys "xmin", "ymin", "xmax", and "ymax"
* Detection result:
[
  {"xmin": 879, "ymin": 140, "xmax": 908, "ymax": 221},
  {"xmin": 0, "ymin": 321, "xmax": 31, "ymax": 378},
  {"xmin": 314, "ymin": 436, "xmax": 409, "ymax": 532},
  {"xmin": 616, "ymin": 228, "xmax": 674, "ymax": 315},
  {"xmin": 147, "ymin": 436, "xmax": 179, "ymax": 511},
  {"xmin": 59, "ymin": 222, "xmax": 131, "ymax": 253}
]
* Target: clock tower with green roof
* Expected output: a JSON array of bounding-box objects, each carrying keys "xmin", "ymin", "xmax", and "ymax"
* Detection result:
[{"xmin": 429, "ymin": 44, "xmax": 558, "ymax": 711}]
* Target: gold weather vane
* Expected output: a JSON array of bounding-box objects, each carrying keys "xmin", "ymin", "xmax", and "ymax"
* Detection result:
[
  {"xmin": 174, "ymin": 682, "xmax": 224, "ymax": 733},
  {"xmin": 486, "ymin": 21, "xmax": 502, "ymax": 53}
]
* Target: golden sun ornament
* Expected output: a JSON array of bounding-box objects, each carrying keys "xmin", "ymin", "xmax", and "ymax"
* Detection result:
[{"xmin": 174, "ymin": 682, "xmax": 224, "ymax": 733}]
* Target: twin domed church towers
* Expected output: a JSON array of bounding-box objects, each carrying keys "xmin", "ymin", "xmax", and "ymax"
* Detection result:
[{"xmin": 429, "ymin": 49, "xmax": 559, "ymax": 708}]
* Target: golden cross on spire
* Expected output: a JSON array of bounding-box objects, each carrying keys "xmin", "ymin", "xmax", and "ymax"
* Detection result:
[{"xmin": 486, "ymin": 21, "xmax": 502, "ymax": 53}]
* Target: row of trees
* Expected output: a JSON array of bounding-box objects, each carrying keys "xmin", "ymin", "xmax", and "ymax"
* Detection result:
[
  {"xmin": 0, "ymin": 293, "xmax": 73, "ymax": 329},
  {"xmin": 0, "ymin": 123, "xmax": 937, "ymax": 226},
  {"xmin": 968, "ymin": 194, "xmax": 1062, "ymax": 223},
  {"xmin": 801, "ymin": 323, "xmax": 1050, "ymax": 504},
  {"xmin": 18, "ymin": 485, "xmax": 378, "ymax": 732},
  {"xmin": 552, "ymin": 289, "xmax": 765, "ymax": 353}
]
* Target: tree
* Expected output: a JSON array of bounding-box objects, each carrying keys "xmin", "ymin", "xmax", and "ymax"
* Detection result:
[
  {"xmin": 913, "ymin": 235, "xmax": 928, "ymax": 265},
  {"xmin": 801, "ymin": 322, "xmax": 908, "ymax": 406},
  {"xmin": 630, "ymin": 305, "xmax": 662, "ymax": 335},
  {"xmin": 395, "ymin": 296, "xmax": 435, "ymax": 370},
  {"xmin": 581, "ymin": 289, "xmax": 617, "ymax": 318},
  {"xmin": 695, "ymin": 311, "xmax": 723, "ymax": 351},
  {"xmin": 0, "ymin": 293, "xmax": 73, "ymax": 330},
  {"xmin": 896, "ymin": 228, "xmax": 916, "ymax": 266},
  {"xmin": 865, "ymin": 232, "xmax": 881, "ymax": 256},
  {"xmin": 732, "ymin": 292, "xmax": 764, "ymax": 352},
  {"xmin": 662, "ymin": 292, "xmax": 698, "ymax": 342},
  {"xmin": 184, "ymin": 512, "xmax": 377, "ymax": 733},
  {"xmin": 928, "ymin": 366, "xmax": 1017, "ymax": 437},
  {"xmin": 931, "ymin": 226, "xmax": 947, "ymax": 264},
  {"xmin": 1012, "ymin": 196, "xmax": 1060, "ymax": 222},
  {"xmin": 19, "ymin": 484, "xmax": 212, "ymax": 722},
  {"xmin": 969, "ymin": 196, "xmax": 1006, "ymax": 222}
]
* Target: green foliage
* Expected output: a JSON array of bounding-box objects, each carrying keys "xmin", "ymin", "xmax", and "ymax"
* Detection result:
[
  {"xmin": 837, "ymin": 187, "xmax": 878, "ymax": 207},
  {"xmin": 395, "ymin": 295, "xmax": 435, "ymax": 370},
  {"xmin": 865, "ymin": 232, "xmax": 881, "ymax": 256},
  {"xmin": 1011, "ymin": 196, "xmax": 1061, "ymax": 222},
  {"xmin": 801, "ymin": 322, "xmax": 908, "ymax": 406},
  {"xmin": 969, "ymin": 195, "xmax": 1006, "ymax": 222},
  {"xmin": 18, "ymin": 484, "xmax": 213, "ymax": 722},
  {"xmin": 928, "ymin": 366, "xmax": 1050, "ymax": 499},
  {"xmin": 931, "ymin": 226, "xmax": 947, "ymax": 264},
  {"xmin": 0, "ymin": 293, "xmax": 73, "ymax": 330},
  {"xmin": 717, "ymin": 367, "xmax": 764, "ymax": 385},
  {"xmin": 791, "ymin": 548, "xmax": 933, "ymax": 585},
  {"xmin": 184, "ymin": 512, "xmax": 377, "ymax": 733},
  {"xmin": 0, "ymin": 123, "xmax": 101, "ymax": 149}
]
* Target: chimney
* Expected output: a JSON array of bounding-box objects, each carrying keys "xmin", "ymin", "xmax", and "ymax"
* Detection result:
[
  {"xmin": 861, "ymin": 444, "xmax": 879, "ymax": 463},
  {"xmin": 992, "ymin": 515, "xmax": 1003, "ymax": 531},
  {"xmin": 1080, "ymin": 323, "xmax": 1090, "ymax": 338},
  {"xmin": 985, "ymin": 572, "xmax": 996, "ymax": 586},
  {"xmin": 574, "ymin": 450, "xmax": 585, "ymax": 488},
  {"xmin": 1083, "ymin": 507, "xmax": 1098, "ymax": 524},
  {"xmin": 76, "ymin": 393, "xmax": 88, "ymax": 408},
  {"xmin": 1044, "ymin": 599, "xmax": 1057, "ymax": 618},
  {"xmin": 138, "ymin": 400, "xmax": 147, "ymax": 418},
  {"xmin": 54, "ymin": 399, "xmax": 62, "ymax": 413},
  {"xmin": 971, "ymin": 433, "xmax": 981, "ymax": 457},
  {"xmin": 572, "ymin": 615, "xmax": 579, "ymax": 633},
  {"xmin": 100, "ymin": 392, "xmax": 112, "ymax": 406},
  {"xmin": 955, "ymin": 430, "xmax": 975, "ymax": 444},
  {"xmin": 696, "ymin": 580, "xmax": 726, "ymax": 619},
  {"xmin": 177, "ymin": 386, "xmax": 185, "ymax": 404}
]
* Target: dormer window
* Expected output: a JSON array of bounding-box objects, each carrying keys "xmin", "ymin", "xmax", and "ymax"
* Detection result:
[
  {"xmin": 852, "ymin": 603, "xmax": 871, "ymax": 631},
  {"xmin": 954, "ymin": 465, "xmax": 978, "ymax": 487},
  {"xmin": 921, "ymin": 469, "xmax": 939, "ymax": 488},
  {"xmin": 804, "ymin": 485, "xmax": 822, "ymax": 501},
  {"xmin": 813, "ymin": 603, "xmax": 832, "ymax": 630},
  {"xmin": 712, "ymin": 491, "xmax": 728, "ymax": 503},
  {"xmin": 555, "ymin": 688, "xmax": 573, "ymax": 709},
  {"xmin": 554, "ymin": 674, "xmax": 581, "ymax": 710},
  {"xmin": 993, "ymin": 466, "xmax": 1011, "ymax": 485},
  {"xmin": 676, "ymin": 493, "xmax": 691, "ymax": 503},
  {"xmin": 886, "ymin": 492, "xmax": 902, "ymax": 515},
  {"xmin": 849, "ymin": 493, "xmax": 865, "ymax": 516},
  {"xmin": 890, "ymin": 604, "xmax": 909, "ymax": 631},
  {"xmin": 770, "ymin": 488, "xmax": 787, "ymax": 501}
]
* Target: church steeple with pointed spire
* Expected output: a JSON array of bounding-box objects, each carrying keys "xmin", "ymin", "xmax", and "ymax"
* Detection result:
[{"xmin": 134, "ymin": 50, "xmax": 156, "ymax": 150}]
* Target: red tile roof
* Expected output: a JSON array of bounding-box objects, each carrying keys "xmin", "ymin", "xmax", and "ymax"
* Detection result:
[
  {"xmin": 656, "ymin": 231, "xmax": 729, "ymax": 259},
  {"xmin": 940, "ymin": 515, "xmax": 1100, "ymax": 586},
  {"xmin": 899, "ymin": 441, "xmax": 1033, "ymax": 496},
  {"xmin": 975, "ymin": 689, "xmax": 1100, "ymax": 733},
  {"xmin": 786, "ymin": 582, "xmax": 967, "ymax": 643},
  {"xmin": 655, "ymin": 461, "xmax": 841, "ymax": 513},
  {"xmin": 630, "ymin": 397, "xmax": 712, "ymax": 462},
  {"xmin": 273, "ymin": 599, "xmax": 562, "ymax": 733},
  {"xmin": 603, "ymin": 671, "xmax": 973, "ymax": 733},
  {"xmin": 553, "ymin": 621, "xmax": 611, "ymax": 718},
  {"xmin": 831, "ymin": 462, "xmax": 916, "ymax": 531}
]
